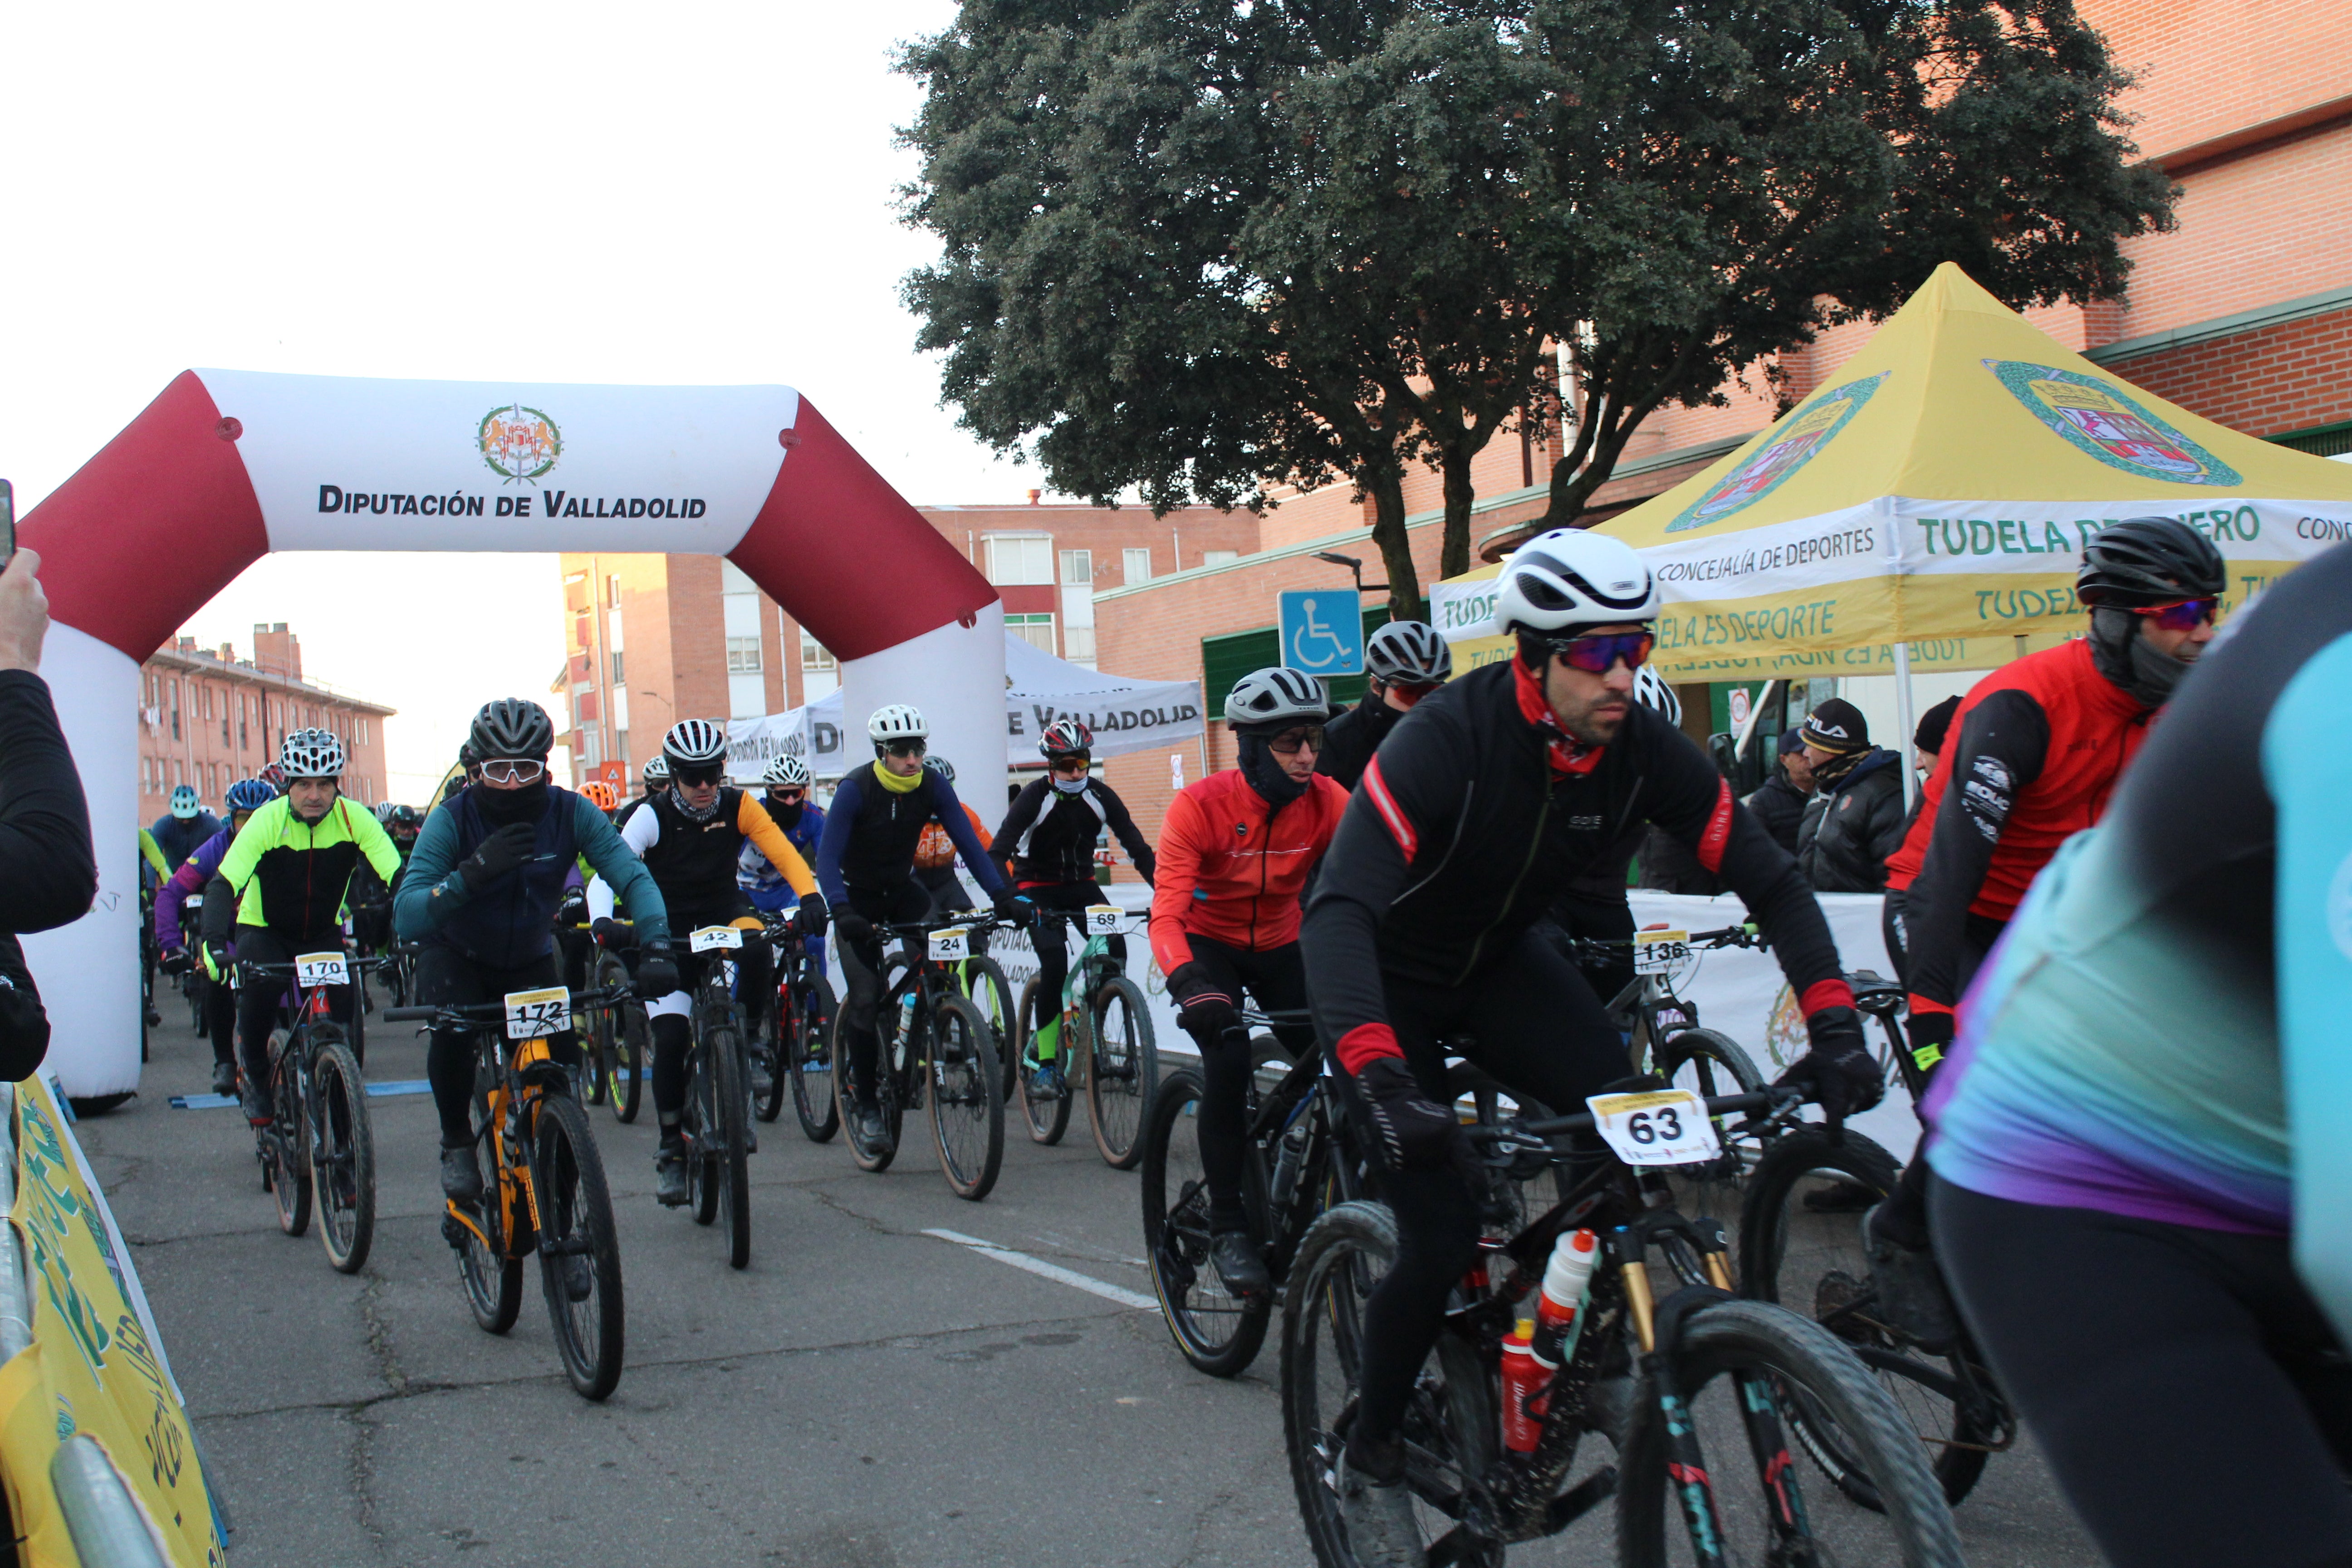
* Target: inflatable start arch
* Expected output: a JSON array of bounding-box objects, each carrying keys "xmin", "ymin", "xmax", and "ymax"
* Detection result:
[{"xmin": 20, "ymin": 369, "xmax": 1005, "ymax": 1097}]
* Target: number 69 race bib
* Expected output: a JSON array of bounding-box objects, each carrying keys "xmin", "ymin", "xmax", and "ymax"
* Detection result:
[
  {"xmin": 1584, "ymin": 1088, "xmax": 1719, "ymax": 1166},
  {"xmin": 1084, "ymin": 906, "xmax": 1124, "ymax": 935}
]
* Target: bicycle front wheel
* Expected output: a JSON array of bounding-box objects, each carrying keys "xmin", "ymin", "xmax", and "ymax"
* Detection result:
[
  {"xmin": 309, "ymin": 1033, "xmax": 377, "ymax": 1275},
  {"xmin": 960, "ymin": 956, "xmax": 1019, "ymax": 1098},
  {"xmin": 703, "ymin": 1025, "xmax": 753, "ymax": 1267},
  {"xmin": 1083, "ymin": 975, "xmax": 1157, "ymax": 1169},
  {"xmin": 268, "ymin": 1037, "xmax": 311, "ymax": 1240},
  {"xmin": 1014, "ymin": 978, "xmax": 1073, "ymax": 1146},
  {"xmin": 927, "ymin": 995, "xmax": 1005, "ymax": 1201},
  {"xmin": 1142, "ymin": 1070, "xmax": 1270, "ymax": 1377},
  {"xmin": 1616, "ymin": 1296, "xmax": 1966, "ymax": 1568},
  {"xmin": 789, "ymin": 974, "xmax": 840, "ymax": 1142},
  {"xmin": 533, "ymin": 1093, "xmax": 627, "ymax": 1399}
]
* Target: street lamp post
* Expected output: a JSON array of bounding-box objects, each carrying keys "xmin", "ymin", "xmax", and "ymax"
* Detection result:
[{"xmin": 1312, "ymin": 550, "xmax": 1389, "ymax": 597}]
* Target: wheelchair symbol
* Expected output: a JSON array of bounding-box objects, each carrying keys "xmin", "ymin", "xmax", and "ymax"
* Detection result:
[{"xmin": 1289, "ymin": 600, "xmax": 1351, "ymax": 670}]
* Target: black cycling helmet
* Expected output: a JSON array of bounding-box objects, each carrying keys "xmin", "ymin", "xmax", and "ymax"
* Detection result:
[
  {"xmin": 469, "ymin": 698, "xmax": 555, "ymax": 760},
  {"xmin": 458, "ymin": 741, "xmax": 480, "ymax": 769},
  {"xmin": 2076, "ymin": 517, "xmax": 2226, "ymax": 610}
]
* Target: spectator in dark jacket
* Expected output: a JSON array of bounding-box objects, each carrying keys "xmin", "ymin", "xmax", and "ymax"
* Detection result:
[
  {"xmin": 1744, "ymin": 730, "xmax": 1814, "ymax": 856},
  {"xmin": 0, "ymin": 550, "xmax": 98, "ymax": 1079},
  {"xmin": 1895, "ymin": 695, "xmax": 1961, "ymax": 845},
  {"xmin": 1795, "ymin": 698, "xmax": 1906, "ymax": 893}
]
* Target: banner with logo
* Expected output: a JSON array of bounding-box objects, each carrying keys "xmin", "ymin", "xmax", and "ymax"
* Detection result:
[{"xmin": 1432, "ymin": 263, "xmax": 2352, "ymax": 676}]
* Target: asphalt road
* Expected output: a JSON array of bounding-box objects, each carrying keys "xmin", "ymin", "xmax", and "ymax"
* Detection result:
[{"xmin": 83, "ymin": 998, "xmax": 2108, "ymax": 1567}]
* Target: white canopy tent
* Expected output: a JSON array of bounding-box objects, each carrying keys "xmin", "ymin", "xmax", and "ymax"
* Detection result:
[{"xmin": 725, "ymin": 632, "xmax": 1205, "ymax": 780}]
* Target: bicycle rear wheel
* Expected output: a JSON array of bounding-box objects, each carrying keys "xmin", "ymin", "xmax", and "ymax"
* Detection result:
[
  {"xmin": 1142, "ymin": 1070, "xmax": 1271, "ymax": 1377},
  {"xmin": 960, "ymin": 956, "xmax": 1019, "ymax": 1098},
  {"xmin": 596, "ymin": 954, "xmax": 645, "ymax": 1124},
  {"xmin": 927, "ymin": 995, "xmax": 1005, "ymax": 1201},
  {"xmin": 790, "ymin": 974, "xmax": 840, "ymax": 1142},
  {"xmin": 832, "ymin": 1012, "xmax": 901, "ymax": 1173},
  {"xmin": 309, "ymin": 1033, "xmax": 376, "ymax": 1275},
  {"xmin": 576, "ymin": 997, "xmax": 611, "ymax": 1107},
  {"xmin": 457, "ymin": 1081, "xmax": 524, "ymax": 1334},
  {"xmin": 753, "ymin": 965, "xmax": 792, "ymax": 1124},
  {"xmin": 1014, "ymin": 978, "xmax": 1073, "ymax": 1146},
  {"xmin": 1615, "ymin": 1297, "xmax": 1967, "ymax": 1568},
  {"xmin": 1738, "ymin": 1127, "xmax": 2004, "ymax": 1508},
  {"xmin": 267, "ymin": 1037, "xmax": 311, "ymax": 1240},
  {"xmin": 1086, "ymin": 975, "xmax": 1157, "ymax": 1170},
  {"xmin": 698, "ymin": 1024, "xmax": 753, "ymax": 1267},
  {"xmin": 533, "ymin": 1093, "xmax": 627, "ymax": 1399}
]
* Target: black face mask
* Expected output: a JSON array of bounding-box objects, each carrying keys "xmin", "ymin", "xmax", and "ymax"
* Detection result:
[
  {"xmin": 476, "ymin": 776, "xmax": 549, "ymax": 827},
  {"xmin": 1237, "ymin": 731, "xmax": 1308, "ymax": 810},
  {"xmin": 2089, "ymin": 607, "xmax": 2192, "ymax": 709},
  {"xmin": 766, "ymin": 795, "xmax": 805, "ymax": 830}
]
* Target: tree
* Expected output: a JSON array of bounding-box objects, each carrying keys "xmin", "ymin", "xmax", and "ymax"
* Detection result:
[{"xmin": 899, "ymin": 0, "xmax": 2172, "ymax": 620}]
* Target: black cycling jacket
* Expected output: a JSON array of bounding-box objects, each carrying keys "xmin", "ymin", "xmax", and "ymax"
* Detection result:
[
  {"xmin": 1315, "ymin": 693, "xmax": 1403, "ymax": 792},
  {"xmin": 992, "ymin": 776, "xmax": 1156, "ymax": 887},
  {"xmin": 1300, "ymin": 659, "xmax": 1851, "ymax": 1070}
]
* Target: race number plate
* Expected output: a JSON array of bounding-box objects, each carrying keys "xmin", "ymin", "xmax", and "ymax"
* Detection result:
[
  {"xmin": 1085, "ymin": 905, "xmax": 1123, "ymax": 935},
  {"xmin": 1633, "ymin": 931, "xmax": 1691, "ymax": 975},
  {"xmin": 1585, "ymin": 1088, "xmax": 1719, "ymax": 1167},
  {"xmin": 183, "ymin": 893, "xmax": 202, "ymax": 909},
  {"xmin": 689, "ymin": 926, "xmax": 744, "ymax": 953},
  {"xmin": 929, "ymin": 927, "xmax": 970, "ymax": 961},
  {"xmin": 504, "ymin": 986, "xmax": 572, "ymax": 1040},
  {"xmin": 294, "ymin": 951, "xmax": 349, "ymax": 988}
]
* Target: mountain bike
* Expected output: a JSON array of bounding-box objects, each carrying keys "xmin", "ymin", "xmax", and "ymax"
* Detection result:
[
  {"xmin": 1736, "ymin": 970, "xmax": 2016, "ymax": 1508},
  {"xmin": 379, "ymin": 938, "xmax": 420, "ymax": 1012},
  {"xmin": 745, "ymin": 909, "xmax": 822, "ymax": 1129},
  {"xmin": 1016, "ymin": 903, "xmax": 1159, "ymax": 1167},
  {"xmin": 832, "ymin": 913, "xmax": 1009, "ymax": 1200},
  {"xmin": 1281, "ymin": 1084, "xmax": 1966, "ymax": 1567},
  {"xmin": 385, "ymin": 985, "xmax": 627, "ymax": 1401},
  {"xmin": 585, "ymin": 938, "xmax": 647, "ymax": 1125},
  {"xmin": 676, "ymin": 923, "xmax": 759, "ymax": 1269},
  {"xmin": 240, "ymin": 952, "xmax": 381, "ymax": 1275},
  {"xmin": 1142, "ymin": 1013, "xmax": 1364, "ymax": 1377},
  {"xmin": 769, "ymin": 921, "xmax": 839, "ymax": 1142}
]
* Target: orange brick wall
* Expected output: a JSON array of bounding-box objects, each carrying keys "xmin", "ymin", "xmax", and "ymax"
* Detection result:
[
  {"xmin": 2111, "ymin": 306, "xmax": 2352, "ymax": 438},
  {"xmin": 2085, "ymin": 0, "xmax": 2349, "ymax": 164}
]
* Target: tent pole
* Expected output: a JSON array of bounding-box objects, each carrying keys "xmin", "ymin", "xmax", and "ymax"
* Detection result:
[{"xmin": 1892, "ymin": 641, "xmax": 1918, "ymax": 809}]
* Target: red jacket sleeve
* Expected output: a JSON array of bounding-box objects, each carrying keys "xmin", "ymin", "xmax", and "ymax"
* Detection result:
[{"xmin": 1148, "ymin": 790, "xmax": 1206, "ymax": 976}]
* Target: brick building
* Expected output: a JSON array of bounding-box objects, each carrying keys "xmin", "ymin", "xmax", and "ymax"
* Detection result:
[
  {"xmin": 137, "ymin": 623, "xmax": 396, "ymax": 827},
  {"xmin": 553, "ymin": 500, "xmax": 1258, "ymax": 789},
  {"xmin": 1094, "ymin": 1, "xmax": 2352, "ymax": 854}
]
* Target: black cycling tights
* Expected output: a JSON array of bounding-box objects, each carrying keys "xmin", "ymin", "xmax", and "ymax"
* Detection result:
[
  {"xmin": 1169, "ymin": 933, "xmax": 1312, "ymax": 1231},
  {"xmin": 419, "ymin": 946, "xmax": 578, "ymax": 1146},
  {"xmin": 236, "ymin": 928, "xmax": 356, "ymax": 1107},
  {"xmin": 836, "ymin": 880, "xmax": 937, "ymax": 1100},
  {"xmin": 1934, "ymin": 1176, "xmax": 2352, "ymax": 1568},
  {"xmin": 1030, "ymin": 880, "xmax": 1127, "ymax": 1047},
  {"xmin": 201, "ymin": 974, "xmax": 235, "ymax": 1068},
  {"xmin": 1872, "ymin": 910, "xmax": 2002, "ymax": 1251},
  {"xmin": 1348, "ymin": 930, "xmax": 1629, "ymax": 1463}
]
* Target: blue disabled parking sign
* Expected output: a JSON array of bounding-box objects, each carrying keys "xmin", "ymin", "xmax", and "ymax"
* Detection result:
[{"xmin": 1279, "ymin": 590, "xmax": 1364, "ymax": 676}]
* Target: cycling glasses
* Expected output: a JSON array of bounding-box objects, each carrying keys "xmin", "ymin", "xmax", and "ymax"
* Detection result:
[
  {"xmin": 1266, "ymin": 725, "xmax": 1325, "ymax": 756},
  {"xmin": 478, "ymin": 759, "xmax": 546, "ymax": 785},
  {"xmin": 765, "ymin": 787, "xmax": 806, "ymax": 804},
  {"xmin": 882, "ymin": 738, "xmax": 927, "ymax": 759},
  {"xmin": 1548, "ymin": 630, "xmax": 1656, "ymax": 675},
  {"xmin": 671, "ymin": 763, "xmax": 725, "ymax": 787},
  {"xmin": 2136, "ymin": 597, "xmax": 2219, "ymax": 631},
  {"xmin": 1048, "ymin": 753, "xmax": 1091, "ymax": 774}
]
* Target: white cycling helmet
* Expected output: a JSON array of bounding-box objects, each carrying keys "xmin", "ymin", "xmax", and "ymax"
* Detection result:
[
  {"xmin": 279, "ymin": 727, "xmax": 347, "ymax": 779},
  {"xmin": 1365, "ymin": 620, "xmax": 1453, "ymax": 686},
  {"xmin": 868, "ymin": 704, "xmax": 929, "ymax": 745},
  {"xmin": 168, "ymin": 784, "xmax": 201, "ymax": 819},
  {"xmin": 1632, "ymin": 665, "xmax": 1682, "ymax": 727},
  {"xmin": 1494, "ymin": 528, "xmax": 1659, "ymax": 639},
  {"xmin": 762, "ymin": 754, "xmax": 812, "ymax": 789},
  {"xmin": 373, "ymin": 800, "xmax": 399, "ymax": 826},
  {"xmin": 642, "ymin": 756, "xmax": 670, "ymax": 787},
  {"xmin": 662, "ymin": 718, "xmax": 730, "ymax": 769},
  {"xmin": 1224, "ymin": 667, "xmax": 1330, "ymax": 730}
]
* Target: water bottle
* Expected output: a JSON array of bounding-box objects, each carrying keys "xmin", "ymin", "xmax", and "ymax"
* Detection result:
[
  {"xmin": 1269, "ymin": 1113, "xmax": 1314, "ymax": 1209},
  {"xmin": 1531, "ymin": 1228, "xmax": 1600, "ymax": 1368},
  {"xmin": 894, "ymin": 991, "xmax": 917, "ymax": 1070},
  {"xmin": 1499, "ymin": 1318, "xmax": 1543, "ymax": 1453}
]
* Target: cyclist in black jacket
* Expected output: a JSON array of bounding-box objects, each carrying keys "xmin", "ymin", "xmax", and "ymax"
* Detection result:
[
  {"xmin": 1315, "ymin": 621, "xmax": 1453, "ymax": 791},
  {"xmin": 1298, "ymin": 528, "xmax": 1877, "ymax": 1566},
  {"xmin": 990, "ymin": 718, "xmax": 1156, "ymax": 1093}
]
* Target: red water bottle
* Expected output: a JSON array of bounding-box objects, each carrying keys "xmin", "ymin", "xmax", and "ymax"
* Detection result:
[
  {"xmin": 1499, "ymin": 1318, "xmax": 1542, "ymax": 1453},
  {"xmin": 1531, "ymin": 1228, "xmax": 1600, "ymax": 1367}
]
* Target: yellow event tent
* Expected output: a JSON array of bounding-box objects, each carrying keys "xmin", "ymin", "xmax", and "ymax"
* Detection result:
[{"xmin": 1431, "ymin": 262, "xmax": 2352, "ymax": 689}]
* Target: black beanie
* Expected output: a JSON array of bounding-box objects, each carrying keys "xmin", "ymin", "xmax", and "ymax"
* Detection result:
[
  {"xmin": 1799, "ymin": 698, "xmax": 1869, "ymax": 754},
  {"xmin": 1914, "ymin": 696, "xmax": 1961, "ymax": 757}
]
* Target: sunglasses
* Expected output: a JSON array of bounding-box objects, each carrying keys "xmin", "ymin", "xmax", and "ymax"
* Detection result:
[
  {"xmin": 673, "ymin": 765, "xmax": 724, "ymax": 788},
  {"xmin": 1049, "ymin": 753, "xmax": 1091, "ymax": 773},
  {"xmin": 2136, "ymin": 597, "xmax": 2219, "ymax": 631},
  {"xmin": 883, "ymin": 738, "xmax": 928, "ymax": 759},
  {"xmin": 766, "ymin": 787, "xmax": 806, "ymax": 804},
  {"xmin": 478, "ymin": 759, "xmax": 545, "ymax": 785},
  {"xmin": 1267, "ymin": 725, "xmax": 1326, "ymax": 756},
  {"xmin": 1551, "ymin": 630, "xmax": 1656, "ymax": 675}
]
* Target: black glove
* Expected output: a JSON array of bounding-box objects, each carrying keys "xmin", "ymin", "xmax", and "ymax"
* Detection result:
[
  {"xmin": 833, "ymin": 909, "xmax": 874, "ymax": 950},
  {"xmin": 634, "ymin": 942, "xmax": 680, "ymax": 998},
  {"xmin": 1903, "ymin": 1008, "xmax": 1955, "ymax": 1082},
  {"xmin": 792, "ymin": 891, "xmax": 829, "ymax": 939},
  {"xmin": 1174, "ymin": 988, "xmax": 1241, "ymax": 1050},
  {"xmin": 991, "ymin": 886, "xmax": 1032, "ymax": 926},
  {"xmin": 461, "ymin": 822, "xmax": 537, "ymax": 886},
  {"xmin": 591, "ymin": 917, "xmax": 627, "ymax": 950},
  {"xmin": 1774, "ymin": 1006, "xmax": 1883, "ymax": 1121},
  {"xmin": 1352, "ymin": 1056, "xmax": 1464, "ymax": 1175},
  {"xmin": 159, "ymin": 947, "xmax": 191, "ymax": 976}
]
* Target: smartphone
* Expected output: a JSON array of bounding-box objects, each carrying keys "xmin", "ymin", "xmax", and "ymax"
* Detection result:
[{"xmin": 0, "ymin": 479, "xmax": 13, "ymax": 566}]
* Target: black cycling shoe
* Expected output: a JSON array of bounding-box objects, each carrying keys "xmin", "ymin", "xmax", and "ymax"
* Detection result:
[
  {"xmin": 1339, "ymin": 1438, "xmax": 1423, "ymax": 1568},
  {"xmin": 852, "ymin": 1101, "xmax": 894, "ymax": 1156},
  {"xmin": 209, "ymin": 1061, "xmax": 238, "ymax": 1098},
  {"xmin": 1864, "ymin": 1202, "xmax": 1961, "ymax": 1351},
  {"xmin": 559, "ymin": 1253, "xmax": 594, "ymax": 1303},
  {"xmin": 240, "ymin": 1083, "xmax": 274, "ymax": 1127},
  {"xmin": 1210, "ymin": 1230, "xmax": 1272, "ymax": 1296},
  {"xmin": 440, "ymin": 1145, "xmax": 484, "ymax": 1205},
  {"xmin": 654, "ymin": 1142, "xmax": 691, "ymax": 1207}
]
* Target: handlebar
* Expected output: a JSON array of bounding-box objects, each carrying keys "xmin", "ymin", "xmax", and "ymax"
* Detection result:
[
  {"xmin": 1468, "ymin": 1086, "xmax": 1800, "ymax": 1148},
  {"xmin": 382, "ymin": 985, "xmax": 628, "ymax": 1026},
  {"xmin": 239, "ymin": 956, "xmax": 386, "ymax": 980}
]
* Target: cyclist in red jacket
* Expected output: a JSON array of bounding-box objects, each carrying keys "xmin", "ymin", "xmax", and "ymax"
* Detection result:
[{"xmin": 1149, "ymin": 667, "xmax": 1349, "ymax": 1295}]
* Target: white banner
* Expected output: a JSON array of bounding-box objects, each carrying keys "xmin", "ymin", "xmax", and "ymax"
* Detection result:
[{"xmin": 737, "ymin": 678, "xmax": 1205, "ymax": 779}]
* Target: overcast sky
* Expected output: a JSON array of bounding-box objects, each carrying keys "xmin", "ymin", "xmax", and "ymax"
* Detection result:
[{"xmin": 1, "ymin": 1, "xmax": 1042, "ymax": 800}]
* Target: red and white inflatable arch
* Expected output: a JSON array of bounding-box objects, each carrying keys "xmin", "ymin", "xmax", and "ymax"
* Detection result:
[{"xmin": 20, "ymin": 369, "xmax": 1003, "ymax": 1097}]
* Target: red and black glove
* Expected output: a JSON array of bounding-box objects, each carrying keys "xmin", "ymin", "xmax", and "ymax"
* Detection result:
[{"xmin": 1774, "ymin": 1006, "xmax": 1883, "ymax": 1121}]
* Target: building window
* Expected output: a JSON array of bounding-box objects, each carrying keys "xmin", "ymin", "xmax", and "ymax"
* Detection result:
[
  {"xmin": 725, "ymin": 637, "xmax": 762, "ymax": 673},
  {"xmin": 612, "ymin": 686, "xmax": 630, "ymax": 733},
  {"xmin": 985, "ymin": 535, "xmax": 1055, "ymax": 586},
  {"xmin": 169, "ymin": 681, "xmax": 181, "ymax": 740},
  {"xmin": 1203, "ymin": 549, "xmax": 1240, "ymax": 568},
  {"xmin": 1064, "ymin": 627, "xmax": 1097, "ymax": 662},
  {"xmin": 608, "ymin": 574, "xmax": 623, "ymax": 609},
  {"xmin": 611, "ymin": 651, "xmax": 625, "ymax": 686},
  {"xmin": 1123, "ymin": 548, "xmax": 1153, "ymax": 585},
  {"xmin": 1007, "ymin": 613, "xmax": 1057, "ymax": 654},
  {"xmin": 1060, "ymin": 549, "xmax": 1091, "ymax": 586},
  {"xmin": 800, "ymin": 628, "xmax": 836, "ymax": 672},
  {"xmin": 359, "ymin": 717, "xmax": 369, "ymax": 745}
]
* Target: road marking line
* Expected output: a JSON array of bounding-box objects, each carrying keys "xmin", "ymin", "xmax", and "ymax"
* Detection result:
[{"xmin": 922, "ymin": 1228, "xmax": 1156, "ymax": 1311}]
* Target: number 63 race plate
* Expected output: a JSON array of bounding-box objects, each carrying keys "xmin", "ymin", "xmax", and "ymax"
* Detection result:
[{"xmin": 1584, "ymin": 1088, "xmax": 1719, "ymax": 1166}]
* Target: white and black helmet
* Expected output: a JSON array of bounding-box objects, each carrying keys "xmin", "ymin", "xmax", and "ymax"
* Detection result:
[
  {"xmin": 1224, "ymin": 666, "xmax": 1330, "ymax": 730},
  {"xmin": 642, "ymin": 756, "xmax": 670, "ymax": 786},
  {"xmin": 469, "ymin": 697, "xmax": 555, "ymax": 760},
  {"xmin": 280, "ymin": 727, "xmax": 347, "ymax": 779},
  {"xmin": 1365, "ymin": 620, "xmax": 1453, "ymax": 686},
  {"xmin": 661, "ymin": 718, "xmax": 730, "ymax": 769},
  {"xmin": 1494, "ymin": 528, "xmax": 1659, "ymax": 639},
  {"xmin": 762, "ymin": 754, "xmax": 812, "ymax": 789},
  {"xmin": 1632, "ymin": 665, "xmax": 1682, "ymax": 727},
  {"xmin": 867, "ymin": 704, "xmax": 929, "ymax": 745}
]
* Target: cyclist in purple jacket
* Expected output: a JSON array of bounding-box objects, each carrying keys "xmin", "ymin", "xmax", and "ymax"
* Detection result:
[{"xmin": 156, "ymin": 776, "xmax": 279, "ymax": 1095}]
